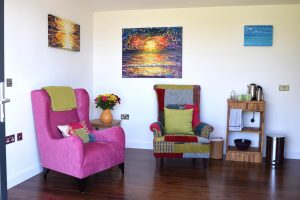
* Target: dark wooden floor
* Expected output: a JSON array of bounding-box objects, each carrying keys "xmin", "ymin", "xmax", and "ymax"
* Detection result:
[{"xmin": 8, "ymin": 148, "xmax": 300, "ymax": 200}]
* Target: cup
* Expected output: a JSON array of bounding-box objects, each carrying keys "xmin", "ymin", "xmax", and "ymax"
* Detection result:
[
  {"xmin": 230, "ymin": 90, "xmax": 236, "ymax": 100},
  {"xmin": 238, "ymin": 94, "xmax": 244, "ymax": 101},
  {"xmin": 244, "ymin": 94, "xmax": 251, "ymax": 101}
]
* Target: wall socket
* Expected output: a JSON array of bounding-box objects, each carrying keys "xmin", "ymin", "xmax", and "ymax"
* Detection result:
[
  {"xmin": 5, "ymin": 134, "xmax": 15, "ymax": 144},
  {"xmin": 6, "ymin": 78, "xmax": 13, "ymax": 87},
  {"xmin": 279, "ymin": 85, "xmax": 290, "ymax": 91},
  {"xmin": 121, "ymin": 114, "xmax": 129, "ymax": 120},
  {"xmin": 17, "ymin": 132, "xmax": 23, "ymax": 141}
]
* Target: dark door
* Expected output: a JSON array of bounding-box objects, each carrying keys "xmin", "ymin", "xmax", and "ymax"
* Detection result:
[{"xmin": 0, "ymin": 0, "xmax": 7, "ymax": 199}]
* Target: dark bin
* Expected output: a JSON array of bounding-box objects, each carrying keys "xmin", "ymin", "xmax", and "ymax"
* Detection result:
[{"xmin": 266, "ymin": 135, "xmax": 285, "ymax": 166}]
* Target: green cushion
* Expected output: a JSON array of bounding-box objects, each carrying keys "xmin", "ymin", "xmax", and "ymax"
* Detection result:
[
  {"xmin": 164, "ymin": 108, "xmax": 194, "ymax": 135},
  {"xmin": 74, "ymin": 128, "xmax": 89, "ymax": 143}
]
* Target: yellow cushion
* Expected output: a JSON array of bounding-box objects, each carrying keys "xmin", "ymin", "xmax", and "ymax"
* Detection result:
[{"xmin": 164, "ymin": 108, "xmax": 194, "ymax": 135}]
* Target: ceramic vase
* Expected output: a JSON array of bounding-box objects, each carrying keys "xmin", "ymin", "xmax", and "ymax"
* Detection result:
[{"xmin": 100, "ymin": 109, "xmax": 113, "ymax": 124}]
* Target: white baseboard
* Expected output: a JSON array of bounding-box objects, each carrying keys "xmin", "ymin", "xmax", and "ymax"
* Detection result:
[
  {"xmin": 126, "ymin": 141, "xmax": 152, "ymax": 150},
  {"xmin": 7, "ymin": 164, "xmax": 42, "ymax": 189},
  {"xmin": 285, "ymin": 151, "xmax": 300, "ymax": 159}
]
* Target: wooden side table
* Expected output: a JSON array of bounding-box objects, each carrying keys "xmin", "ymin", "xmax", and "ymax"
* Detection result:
[
  {"xmin": 210, "ymin": 138, "xmax": 224, "ymax": 160},
  {"xmin": 90, "ymin": 119, "xmax": 121, "ymax": 130}
]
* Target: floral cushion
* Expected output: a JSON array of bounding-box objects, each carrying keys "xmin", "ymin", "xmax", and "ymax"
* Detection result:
[
  {"xmin": 58, "ymin": 121, "xmax": 95, "ymax": 143},
  {"xmin": 195, "ymin": 122, "xmax": 214, "ymax": 139}
]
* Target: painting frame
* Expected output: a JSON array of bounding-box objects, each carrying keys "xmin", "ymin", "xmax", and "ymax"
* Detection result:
[{"xmin": 122, "ymin": 26, "xmax": 182, "ymax": 78}]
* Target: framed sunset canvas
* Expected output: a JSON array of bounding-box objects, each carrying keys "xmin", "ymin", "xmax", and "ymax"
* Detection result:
[
  {"xmin": 122, "ymin": 27, "xmax": 182, "ymax": 78},
  {"xmin": 48, "ymin": 14, "xmax": 80, "ymax": 51}
]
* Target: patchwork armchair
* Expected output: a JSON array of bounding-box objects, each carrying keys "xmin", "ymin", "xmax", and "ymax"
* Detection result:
[
  {"xmin": 31, "ymin": 88, "xmax": 125, "ymax": 192},
  {"xmin": 150, "ymin": 84, "xmax": 213, "ymax": 163}
]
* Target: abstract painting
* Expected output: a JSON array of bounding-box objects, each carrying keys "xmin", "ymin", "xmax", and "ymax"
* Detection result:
[
  {"xmin": 244, "ymin": 25, "xmax": 273, "ymax": 46},
  {"xmin": 48, "ymin": 14, "xmax": 80, "ymax": 51},
  {"xmin": 122, "ymin": 27, "xmax": 182, "ymax": 78}
]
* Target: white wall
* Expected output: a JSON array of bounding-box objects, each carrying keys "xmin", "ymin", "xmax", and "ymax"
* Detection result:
[
  {"xmin": 93, "ymin": 5, "xmax": 300, "ymax": 158},
  {"xmin": 5, "ymin": 0, "xmax": 93, "ymax": 188}
]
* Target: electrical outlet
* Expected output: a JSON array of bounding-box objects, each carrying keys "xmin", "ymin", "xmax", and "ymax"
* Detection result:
[
  {"xmin": 17, "ymin": 132, "xmax": 23, "ymax": 141},
  {"xmin": 279, "ymin": 85, "xmax": 290, "ymax": 91},
  {"xmin": 5, "ymin": 134, "xmax": 15, "ymax": 144},
  {"xmin": 121, "ymin": 114, "xmax": 129, "ymax": 120},
  {"xmin": 6, "ymin": 78, "xmax": 13, "ymax": 87}
]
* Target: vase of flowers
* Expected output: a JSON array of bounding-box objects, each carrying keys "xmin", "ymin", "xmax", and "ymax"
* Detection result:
[{"xmin": 94, "ymin": 94, "xmax": 121, "ymax": 124}]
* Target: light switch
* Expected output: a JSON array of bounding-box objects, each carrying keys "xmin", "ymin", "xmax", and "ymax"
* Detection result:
[
  {"xmin": 279, "ymin": 85, "xmax": 290, "ymax": 91},
  {"xmin": 121, "ymin": 114, "xmax": 129, "ymax": 120},
  {"xmin": 6, "ymin": 78, "xmax": 12, "ymax": 87}
]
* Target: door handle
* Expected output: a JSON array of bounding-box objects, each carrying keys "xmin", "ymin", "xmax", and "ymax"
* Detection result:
[
  {"xmin": 1, "ymin": 98, "xmax": 10, "ymax": 104},
  {"xmin": 0, "ymin": 82, "xmax": 10, "ymax": 122}
]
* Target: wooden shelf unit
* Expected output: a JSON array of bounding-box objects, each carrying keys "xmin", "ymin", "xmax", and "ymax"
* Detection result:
[
  {"xmin": 225, "ymin": 100, "xmax": 265, "ymax": 163},
  {"xmin": 227, "ymin": 146, "xmax": 260, "ymax": 153}
]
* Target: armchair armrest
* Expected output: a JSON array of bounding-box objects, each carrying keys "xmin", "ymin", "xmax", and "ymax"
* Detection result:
[
  {"xmin": 150, "ymin": 121, "xmax": 164, "ymax": 138},
  {"xmin": 195, "ymin": 122, "xmax": 214, "ymax": 139},
  {"xmin": 42, "ymin": 136, "xmax": 84, "ymax": 170},
  {"xmin": 91, "ymin": 126, "xmax": 125, "ymax": 149}
]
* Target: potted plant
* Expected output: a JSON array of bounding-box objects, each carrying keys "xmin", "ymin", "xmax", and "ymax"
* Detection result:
[{"xmin": 94, "ymin": 94, "xmax": 121, "ymax": 124}]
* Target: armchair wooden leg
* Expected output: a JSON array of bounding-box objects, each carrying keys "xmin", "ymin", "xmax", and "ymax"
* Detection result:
[
  {"xmin": 43, "ymin": 168, "xmax": 50, "ymax": 180},
  {"xmin": 155, "ymin": 158, "xmax": 164, "ymax": 167},
  {"xmin": 77, "ymin": 177, "xmax": 88, "ymax": 193},
  {"xmin": 202, "ymin": 158, "xmax": 209, "ymax": 169},
  {"xmin": 158, "ymin": 158, "xmax": 164, "ymax": 166},
  {"xmin": 192, "ymin": 158, "xmax": 196, "ymax": 164},
  {"xmin": 118, "ymin": 163, "xmax": 125, "ymax": 175}
]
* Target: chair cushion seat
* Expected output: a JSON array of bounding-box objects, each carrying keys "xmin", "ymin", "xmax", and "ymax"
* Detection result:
[
  {"xmin": 153, "ymin": 140, "xmax": 210, "ymax": 158},
  {"xmin": 154, "ymin": 134, "xmax": 210, "ymax": 143},
  {"xmin": 153, "ymin": 134, "xmax": 211, "ymax": 158}
]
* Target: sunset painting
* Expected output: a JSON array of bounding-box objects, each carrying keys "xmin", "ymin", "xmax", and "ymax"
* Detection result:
[
  {"xmin": 48, "ymin": 14, "xmax": 80, "ymax": 51},
  {"xmin": 122, "ymin": 27, "xmax": 182, "ymax": 78}
]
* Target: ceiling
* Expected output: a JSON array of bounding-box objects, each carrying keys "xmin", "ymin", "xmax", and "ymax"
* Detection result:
[{"xmin": 87, "ymin": 0, "xmax": 300, "ymax": 11}]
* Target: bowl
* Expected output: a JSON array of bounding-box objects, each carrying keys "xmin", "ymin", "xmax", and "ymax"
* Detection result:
[{"xmin": 234, "ymin": 139, "xmax": 251, "ymax": 150}]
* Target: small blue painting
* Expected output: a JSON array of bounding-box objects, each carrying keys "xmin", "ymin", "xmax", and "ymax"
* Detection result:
[{"xmin": 244, "ymin": 25, "xmax": 273, "ymax": 46}]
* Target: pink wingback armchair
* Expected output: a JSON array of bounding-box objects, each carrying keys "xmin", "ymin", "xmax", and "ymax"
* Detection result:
[{"xmin": 31, "ymin": 88, "xmax": 125, "ymax": 192}]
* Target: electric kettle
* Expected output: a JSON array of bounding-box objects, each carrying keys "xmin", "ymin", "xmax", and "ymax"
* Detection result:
[
  {"xmin": 247, "ymin": 84, "xmax": 263, "ymax": 101},
  {"xmin": 256, "ymin": 86, "xmax": 263, "ymax": 101},
  {"xmin": 248, "ymin": 83, "xmax": 257, "ymax": 101}
]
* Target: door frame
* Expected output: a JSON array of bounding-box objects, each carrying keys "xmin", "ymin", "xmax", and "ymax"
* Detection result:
[{"xmin": 0, "ymin": 0, "xmax": 8, "ymax": 199}]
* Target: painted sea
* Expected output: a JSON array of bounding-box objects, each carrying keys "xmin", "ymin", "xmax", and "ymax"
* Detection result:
[
  {"xmin": 122, "ymin": 49, "xmax": 182, "ymax": 78},
  {"xmin": 244, "ymin": 25, "xmax": 273, "ymax": 46}
]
